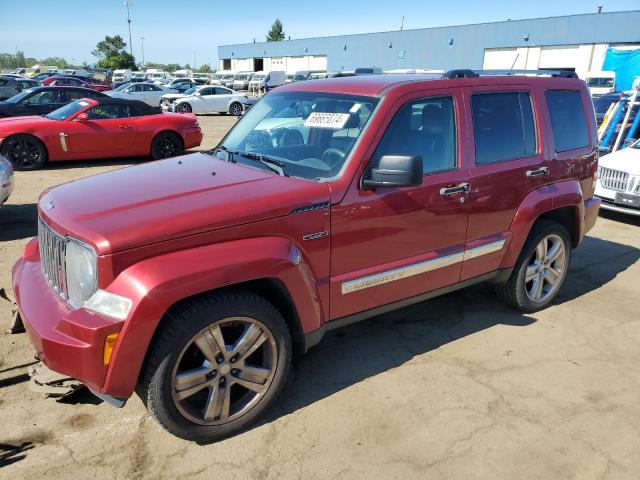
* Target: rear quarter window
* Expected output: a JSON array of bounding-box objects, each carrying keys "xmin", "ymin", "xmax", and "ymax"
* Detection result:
[{"xmin": 545, "ymin": 90, "xmax": 589, "ymax": 152}]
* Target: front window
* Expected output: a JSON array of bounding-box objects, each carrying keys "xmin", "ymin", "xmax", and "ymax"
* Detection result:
[
  {"xmin": 183, "ymin": 86, "xmax": 197, "ymax": 95},
  {"xmin": 46, "ymin": 100, "xmax": 92, "ymax": 120},
  {"xmin": 214, "ymin": 91, "xmax": 379, "ymax": 181}
]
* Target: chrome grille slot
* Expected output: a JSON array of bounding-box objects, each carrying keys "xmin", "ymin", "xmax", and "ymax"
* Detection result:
[
  {"xmin": 38, "ymin": 217, "xmax": 68, "ymax": 300},
  {"xmin": 599, "ymin": 167, "xmax": 629, "ymax": 192}
]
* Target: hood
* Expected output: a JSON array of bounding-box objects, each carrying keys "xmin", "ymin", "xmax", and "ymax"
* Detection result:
[
  {"xmin": 599, "ymin": 147, "xmax": 640, "ymax": 176},
  {"xmin": 0, "ymin": 115, "xmax": 50, "ymax": 130},
  {"xmin": 161, "ymin": 93, "xmax": 187, "ymax": 101},
  {"xmin": 38, "ymin": 152, "xmax": 331, "ymax": 255}
]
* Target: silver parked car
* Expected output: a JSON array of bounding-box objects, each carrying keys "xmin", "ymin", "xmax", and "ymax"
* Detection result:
[
  {"xmin": 0, "ymin": 155, "xmax": 15, "ymax": 205},
  {"xmin": 0, "ymin": 76, "xmax": 40, "ymax": 100}
]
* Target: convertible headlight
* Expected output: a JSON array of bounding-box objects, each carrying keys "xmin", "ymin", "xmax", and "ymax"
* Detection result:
[{"xmin": 65, "ymin": 240, "xmax": 98, "ymax": 308}]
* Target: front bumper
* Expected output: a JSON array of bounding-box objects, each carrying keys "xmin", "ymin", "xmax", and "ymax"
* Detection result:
[
  {"xmin": 597, "ymin": 196, "xmax": 640, "ymax": 216},
  {"xmin": 12, "ymin": 239, "xmax": 124, "ymax": 392},
  {"xmin": 1, "ymin": 178, "xmax": 13, "ymax": 205}
]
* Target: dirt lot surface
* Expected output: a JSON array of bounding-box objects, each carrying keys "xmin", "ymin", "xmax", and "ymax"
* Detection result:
[{"xmin": 1, "ymin": 115, "xmax": 640, "ymax": 479}]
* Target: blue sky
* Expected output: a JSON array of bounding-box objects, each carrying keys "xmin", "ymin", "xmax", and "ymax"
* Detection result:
[{"xmin": 0, "ymin": 0, "xmax": 638, "ymax": 67}]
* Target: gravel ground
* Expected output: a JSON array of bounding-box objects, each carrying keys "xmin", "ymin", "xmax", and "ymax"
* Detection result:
[{"xmin": 1, "ymin": 114, "xmax": 639, "ymax": 479}]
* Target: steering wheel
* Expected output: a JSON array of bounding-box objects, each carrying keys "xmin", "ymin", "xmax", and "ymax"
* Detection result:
[{"xmin": 321, "ymin": 148, "xmax": 346, "ymax": 169}]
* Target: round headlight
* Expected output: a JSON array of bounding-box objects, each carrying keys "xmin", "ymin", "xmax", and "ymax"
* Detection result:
[{"xmin": 65, "ymin": 240, "xmax": 97, "ymax": 308}]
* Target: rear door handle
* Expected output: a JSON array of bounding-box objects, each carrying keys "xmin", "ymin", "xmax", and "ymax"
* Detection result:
[
  {"xmin": 526, "ymin": 167, "xmax": 549, "ymax": 177},
  {"xmin": 440, "ymin": 183, "xmax": 470, "ymax": 196}
]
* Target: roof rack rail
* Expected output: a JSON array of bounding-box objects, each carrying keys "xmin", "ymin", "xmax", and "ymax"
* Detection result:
[{"xmin": 442, "ymin": 69, "xmax": 578, "ymax": 79}]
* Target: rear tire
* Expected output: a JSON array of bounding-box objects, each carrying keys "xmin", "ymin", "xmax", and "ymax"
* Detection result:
[
  {"xmin": 495, "ymin": 220, "xmax": 571, "ymax": 312},
  {"xmin": 151, "ymin": 131, "xmax": 184, "ymax": 159},
  {"xmin": 229, "ymin": 102, "xmax": 243, "ymax": 116},
  {"xmin": 137, "ymin": 290, "xmax": 292, "ymax": 442},
  {"xmin": 0, "ymin": 134, "xmax": 47, "ymax": 170}
]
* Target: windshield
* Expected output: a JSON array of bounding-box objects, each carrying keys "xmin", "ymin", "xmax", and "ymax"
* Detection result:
[
  {"xmin": 114, "ymin": 83, "xmax": 132, "ymax": 91},
  {"xmin": 215, "ymin": 91, "xmax": 379, "ymax": 181},
  {"xmin": 223, "ymin": 74, "xmax": 234, "ymax": 80},
  {"xmin": 587, "ymin": 77, "xmax": 614, "ymax": 88},
  {"xmin": 183, "ymin": 87, "xmax": 197, "ymax": 95},
  {"xmin": 46, "ymin": 100, "xmax": 91, "ymax": 120},
  {"xmin": 5, "ymin": 90, "xmax": 34, "ymax": 103},
  {"xmin": 294, "ymin": 73, "xmax": 308, "ymax": 81},
  {"xmin": 252, "ymin": 74, "xmax": 265, "ymax": 81},
  {"xmin": 235, "ymin": 74, "xmax": 249, "ymax": 81}
]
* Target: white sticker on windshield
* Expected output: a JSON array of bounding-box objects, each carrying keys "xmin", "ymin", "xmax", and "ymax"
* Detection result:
[
  {"xmin": 304, "ymin": 112, "xmax": 351, "ymax": 129},
  {"xmin": 78, "ymin": 101, "xmax": 89, "ymax": 106},
  {"xmin": 349, "ymin": 104, "xmax": 361, "ymax": 113}
]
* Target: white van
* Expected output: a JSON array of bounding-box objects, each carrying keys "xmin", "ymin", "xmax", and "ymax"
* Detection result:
[
  {"xmin": 146, "ymin": 70, "xmax": 171, "ymax": 83},
  {"xmin": 131, "ymin": 71, "xmax": 147, "ymax": 80},
  {"xmin": 173, "ymin": 69, "xmax": 193, "ymax": 79},
  {"xmin": 112, "ymin": 69, "xmax": 132, "ymax": 84},
  {"xmin": 63, "ymin": 69, "xmax": 91, "ymax": 77},
  {"xmin": 248, "ymin": 70, "xmax": 286, "ymax": 93},
  {"xmin": 585, "ymin": 71, "xmax": 616, "ymax": 96}
]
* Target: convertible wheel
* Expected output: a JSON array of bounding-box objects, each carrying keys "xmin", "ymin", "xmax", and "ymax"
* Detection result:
[
  {"xmin": 177, "ymin": 103, "xmax": 192, "ymax": 113},
  {"xmin": 229, "ymin": 102, "xmax": 243, "ymax": 116},
  {"xmin": 151, "ymin": 132, "xmax": 184, "ymax": 159},
  {"xmin": 1, "ymin": 134, "xmax": 47, "ymax": 170},
  {"xmin": 138, "ymin": 290, "xmax": 292, "ymax": 442}
]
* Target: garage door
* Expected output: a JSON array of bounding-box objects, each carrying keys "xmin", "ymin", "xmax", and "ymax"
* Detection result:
[
  {"xmin": 538, "ymin": 46, "xmax": 579, "ymax": 69},
  {"xmin": 483, "ymin": 48, "xmax": 519, "ymax": 69}
]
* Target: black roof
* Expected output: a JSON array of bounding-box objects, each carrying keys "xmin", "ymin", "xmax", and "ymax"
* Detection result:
[
  {"xmin": 24, "ymin": 85, "xmax": 108, "ymax": 97},
  {"xmin": 94, "ymin": 97, "xmax": 160, "ymax": 115}
]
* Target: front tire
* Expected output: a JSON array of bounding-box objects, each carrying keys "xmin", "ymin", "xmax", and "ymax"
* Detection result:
[
  {"xmin": 138, "ymin": 290, "xmax": 292, "ymax": 442},
  {"xmin": 176, "ymin": 102, "xmax": 192, "ymax": 113},
  {"xmin": 229, "ymin": 102, "xmax": 243, "ymax": 116},
  {"xmin": 495, "ymin": 220, "xmax": 571, "ymax": 312},
  {"xmin": 151, "ymin": 131, "xmax": 184, "ymax": 159},
  {"xmin": 1, "ymin": 134, "xmax": 47, "ymax": 170}
]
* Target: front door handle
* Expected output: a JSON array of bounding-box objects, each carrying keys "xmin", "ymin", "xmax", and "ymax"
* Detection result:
[
  {"xmin": 118, "ymin": 125, "xmax": 132, "ymax": 130},
  {"xmin": 440, "ymin": 183, "xmax": 470, "ymax": 196},
  {"xmin": 526, "ymin": 167, "xmax": 549, "ymax": 177}
]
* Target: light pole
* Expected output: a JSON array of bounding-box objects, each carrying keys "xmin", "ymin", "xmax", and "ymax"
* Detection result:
[
  {"xmin": 123, "ymin": 1, "xmax": 133, "ymax": 56},
  {"xmin": 141, "ymin": 36, "xmax": 145, "ymax": 67}
]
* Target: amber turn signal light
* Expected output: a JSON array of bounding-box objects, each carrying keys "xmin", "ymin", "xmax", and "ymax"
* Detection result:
[{"xmin": 103, "ymin": 333, "xmax": 119, "ymax": 365}]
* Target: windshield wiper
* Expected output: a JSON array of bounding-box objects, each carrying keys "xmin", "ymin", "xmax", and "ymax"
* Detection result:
[{"xmin": 214, "ymin": 146, "xmax": 287, "ymax": 176}]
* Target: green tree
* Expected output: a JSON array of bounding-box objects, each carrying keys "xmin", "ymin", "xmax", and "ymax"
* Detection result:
[
  {"xmin": 198, "ymin": 63, "xmax": 212, "ymax": 73},
  {"xmin": 92, "ymin": 35, "xmax": 136, "ymax": 70},
  {"xmin": 266, "ymin": 19, "xmax": 285, "ymax": 42},
  {"xmin": 40, "ymin": 57, "xmax": 69, "ymax": 69}
]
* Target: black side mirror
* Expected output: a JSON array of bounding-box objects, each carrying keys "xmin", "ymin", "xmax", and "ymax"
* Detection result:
[{"xmin": 362, "ymin": 155, "xmax": 423, "ymax": 189}]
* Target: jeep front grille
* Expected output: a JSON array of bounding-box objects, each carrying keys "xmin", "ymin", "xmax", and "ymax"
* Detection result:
[
  {"xmin": 599, "ymin": 167, "xmax": 629, "ymax": 192},
  {"xmin": 38, "ymin": 217, "xmax": 68, "ymax": 300}
]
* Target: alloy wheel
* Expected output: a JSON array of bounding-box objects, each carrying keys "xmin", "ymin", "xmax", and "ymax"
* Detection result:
[
  {"xmin": 157, "ymin": 135, "xmax": 180, "ymax": 158},
  {"xmin": 171, "ymin": 317, "xmax": 277, "ymax": 426},
  {"xmin": 230, "ymin": 103, "xmax": 242, "ymax": 115},
  {"xmin": 525, "ymin": 234, "xmax": 567, "ymax": 303},
  {"xmin": 4, "ymin": 138, "xmax": 43, "ymax": 169}
]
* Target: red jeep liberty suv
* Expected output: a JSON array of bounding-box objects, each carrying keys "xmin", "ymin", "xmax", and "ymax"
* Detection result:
[{"xmin": 12, "ymin": 70, "xmax": 600, "ymax": 441}]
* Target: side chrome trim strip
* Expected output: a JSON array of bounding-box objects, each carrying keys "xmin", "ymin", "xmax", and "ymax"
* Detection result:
[
  {"xmin": 341, "ymin": 251, "xmax": 464, "ymax": 294},
  {"xmin": 59, "ymin": 132, "xmax": 68, "ymax": 152},
  {"xmin": 341, "ymin": 239, "xmax": 506, "ymax": 295},
  {"xmin": 462, "ymin": 239, "xmax": 506, "ymax": 261}
]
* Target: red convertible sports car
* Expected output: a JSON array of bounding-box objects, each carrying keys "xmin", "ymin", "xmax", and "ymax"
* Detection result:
[{"xmin": 0, "ymin": 97, "xmax": 203, "ymax": 170}]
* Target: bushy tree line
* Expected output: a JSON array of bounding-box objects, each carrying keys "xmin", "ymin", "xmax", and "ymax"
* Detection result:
[{"xmin": 0, "ymin": 52, "xmax": 69, "ymax": 70}]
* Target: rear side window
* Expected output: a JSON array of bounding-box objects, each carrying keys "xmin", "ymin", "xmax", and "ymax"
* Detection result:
[
  {"xmin": 545, "ymin": 90, "xmax": 589, "ymax": 152},
  {"xmin": 471, "ymin": 92, "xmax": 536, "ymax": 165}
]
